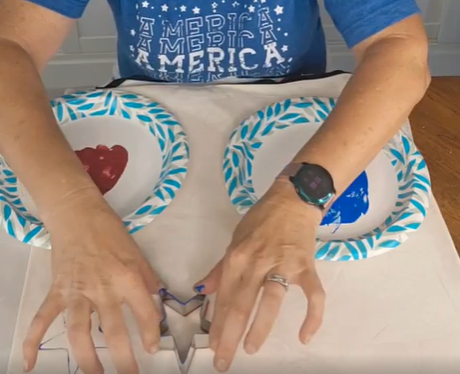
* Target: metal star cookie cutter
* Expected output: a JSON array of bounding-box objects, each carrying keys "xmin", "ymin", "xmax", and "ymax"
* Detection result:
[
  {"xmin": 160, "ymin": 289, "xmax": 206, "ymax": 316},
  {"xmin": 181, "ymin": 334, "xmax": 210, "ymax": 374},
  {"xmin": 199, "ymin": 295, "xmax": 213, "ymax": 333}
]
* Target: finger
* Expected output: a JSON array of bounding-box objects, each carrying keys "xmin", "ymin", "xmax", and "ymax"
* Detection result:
[
  {"xmin": 23, "ymin": 291, "xmax": 62, "ymax": 372},
  {"xmin": 137, "ymin": 257, "xmax": 164, "ymax": 294},
  {"xmin": 67, "ymin": 298, "xmax": 103, "ymax": 374},
  {"xmin": 298, "ymin": 270, "xmax": 326, "ymax": 344},
  {"xmin": 214, "ymin": 269, "xmax": 262, "ymax": 372},
  {"xmin": 125, "ymin": 283, "xmax": 161, "ymax": 354},
  {"xmin": 209, "ymin": 251, "xmax": 246, "ymax": 352},
  {"xmin": 193, "ymin": 260, "xmax": 223, "ymax": 295},
  {"xmin": 97, "ymin": 302, "xmax": 138, "ymax": 374},
  {"xmin": 244, "ymin": 273, "xmax": 287, "ymax": 354}
]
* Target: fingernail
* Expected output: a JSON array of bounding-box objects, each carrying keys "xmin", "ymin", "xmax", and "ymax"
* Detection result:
[
  {"xmin": 302, "ymin": 335, "xmax": 312, "ymax": 345},
  {"xmin": 194, "ymin": 284, "xmax": 205, "ymax": 294},
  {"xmin": 150, "ymin": 344, "xmax": 159, "ymax": 354},
  {"xmin": 245, "ymin": 343, "xmax": 257, "ymax": 354},
  {"xmin": 215, "ymin": 359, "xmax": 228, "ymax": 372},
  {"xmin": 23, "ymin": 360, "xmax": 28, "ymax": 372}
]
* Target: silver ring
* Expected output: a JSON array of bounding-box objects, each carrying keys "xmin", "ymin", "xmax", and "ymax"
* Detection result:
[{"xmin": 265, "ymin": 274, "xmax": 289, "ymax": 291}]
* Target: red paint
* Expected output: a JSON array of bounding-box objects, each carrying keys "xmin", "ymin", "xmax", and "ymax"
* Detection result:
[{"xmin": 75, "ymin": 144, "xmax": 128, "ymax": 195}]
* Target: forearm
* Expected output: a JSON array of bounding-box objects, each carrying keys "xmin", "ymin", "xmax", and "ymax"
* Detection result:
[
  {"xmin": 0, "ymin": 39, "xmax": 102, "ymax": 222},
  {"xmin": 291, "ymin": 37, "xmax": 429, "ymax": 197}
]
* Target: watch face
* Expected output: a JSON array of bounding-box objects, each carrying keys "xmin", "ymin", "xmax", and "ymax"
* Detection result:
[{"xmin": 295, "ymin": 164, "xmax": 334, "ymax": 201}]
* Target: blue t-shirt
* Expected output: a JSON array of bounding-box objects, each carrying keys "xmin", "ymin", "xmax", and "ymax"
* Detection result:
[{"xmin": 27, "ymin": 0, "xmax": 419, "ymax": 82}]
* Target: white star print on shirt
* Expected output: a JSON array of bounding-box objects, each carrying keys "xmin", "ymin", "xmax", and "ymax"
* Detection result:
[
  {"xmin": 274, "ymin": 5, "xmax": 284, "ymax": 15},
  {"xmin": 128, "ymin": 0, "xmax": 304, "ymax": 81},
  {"xmin": 130, "ymin": 29, "xmax": 136, "ymax": 36},
  {"xmin": 142, "ymin": 1, "xmax": 149, "ymax": 8},
  {"xmin": 281, "ymin": 45, "xmax": 288, "ymax": 52}
]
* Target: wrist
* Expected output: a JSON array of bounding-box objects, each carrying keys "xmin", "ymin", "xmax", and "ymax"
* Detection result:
[
  {"xmin": 264, "ymin": 178, "xmax": 324, "ymax": 226},
  {"xmin": 40, "ymin": 186, "xmax": 111, "ymax": 230}
]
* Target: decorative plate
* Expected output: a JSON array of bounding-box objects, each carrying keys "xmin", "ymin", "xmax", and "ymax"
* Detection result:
[
  {"xmin": 223, "ymin": 97, "xmax": 431, "ymax": 261},
  {"xmin": 0, "ymin": 89, "xmax": 189, "ymax": 248}
]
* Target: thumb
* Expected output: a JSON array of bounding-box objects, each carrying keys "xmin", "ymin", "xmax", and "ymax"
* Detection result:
[{"xmin": 193, "ymin": 260, "xmax": 223, "ymax": 295}]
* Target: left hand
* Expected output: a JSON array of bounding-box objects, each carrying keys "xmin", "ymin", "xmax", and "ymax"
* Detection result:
[{"xmin": 194, "ymin": 180, "xmax": 326, "ymax": 372}]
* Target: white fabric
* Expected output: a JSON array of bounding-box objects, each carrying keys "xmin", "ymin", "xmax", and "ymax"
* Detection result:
[{"xmin": 6, "ymin": 73, "xmax": 460, "ymax": 373}]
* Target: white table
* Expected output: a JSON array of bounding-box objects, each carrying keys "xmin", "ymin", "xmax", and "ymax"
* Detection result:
[{"xmin": 3, "ymin": 73, "xmax": 460, "ymax": 373}]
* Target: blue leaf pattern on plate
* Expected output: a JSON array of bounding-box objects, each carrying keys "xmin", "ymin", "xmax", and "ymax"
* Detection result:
[
  {"xmin": 0, "ymin": 89, "xmax": 189, "ymax": 248},
  {"xmin": 223, "ymin": 97, "xmax": 431, "ymax": 261}
]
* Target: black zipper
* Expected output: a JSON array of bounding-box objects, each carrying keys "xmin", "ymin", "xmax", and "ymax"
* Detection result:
[{"xmin": 97, "ymin": 70, "xmax": 350, "ymax": 89}]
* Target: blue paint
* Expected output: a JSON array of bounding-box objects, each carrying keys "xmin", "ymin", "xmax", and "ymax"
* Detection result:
[
  {"xmin": 321, "ymin": 171, "xmax": 370, "ymax": 228},
  {"xmin": 194, "ymin": 285, "xmax": 205, "ymax": 294}
]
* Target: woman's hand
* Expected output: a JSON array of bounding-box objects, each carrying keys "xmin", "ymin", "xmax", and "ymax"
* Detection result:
[
  {"xmin": 195, "ymin": 180, "xmax": 326, "ymax": 372},
  {"xmin": 23, "ymin": 192, "xmax": 163, "ymax": 374}
]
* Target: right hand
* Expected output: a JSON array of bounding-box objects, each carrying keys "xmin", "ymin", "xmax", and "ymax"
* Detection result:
[{"xmin": 22, "ymin": 192, "xmax": 163, "ymax": 374}]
